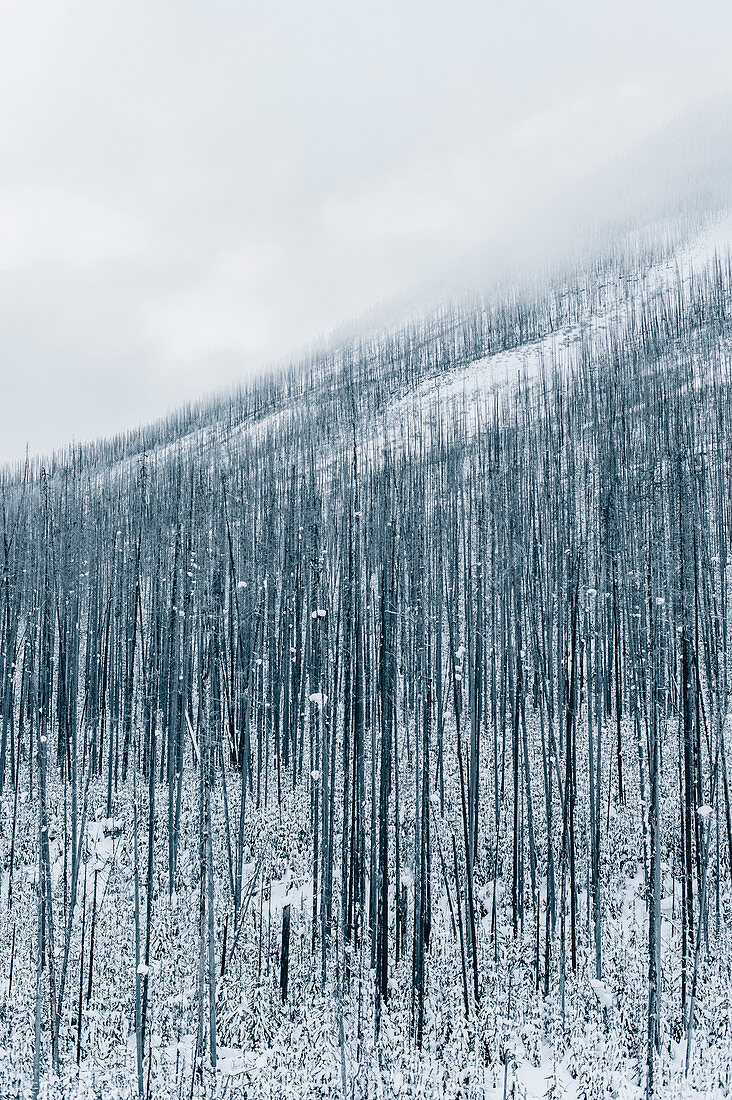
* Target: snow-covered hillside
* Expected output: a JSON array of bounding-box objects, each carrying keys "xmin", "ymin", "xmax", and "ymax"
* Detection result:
[{"xmin": 2, "ymin": 186, "xmax": 732, "ymax": 1100}]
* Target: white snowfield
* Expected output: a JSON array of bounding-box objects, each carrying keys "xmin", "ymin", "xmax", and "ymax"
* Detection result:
[{"xmin": 390, "ymin": 210, "xmax": 732, "ymax": 422}]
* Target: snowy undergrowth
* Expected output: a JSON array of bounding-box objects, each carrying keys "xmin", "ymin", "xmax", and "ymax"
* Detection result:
[{"xmin": 1, "ymin": 720, "xmax": 730, "ymax": 1099}]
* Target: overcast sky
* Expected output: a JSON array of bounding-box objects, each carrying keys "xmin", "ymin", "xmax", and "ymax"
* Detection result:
[{"xmin": 1, "ymin": 0, "xmax": 731, "ymax": 461}]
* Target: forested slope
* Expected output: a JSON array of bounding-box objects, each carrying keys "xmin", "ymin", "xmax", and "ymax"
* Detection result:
[{"xmin": 2, "ymin": 205, "xmax": 732, "ymax": 1097}]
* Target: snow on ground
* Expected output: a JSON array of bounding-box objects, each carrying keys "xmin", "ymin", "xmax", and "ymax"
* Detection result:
[{"xmin": 388, "ymin": 208, "xmax": 732, "ymax": 431}]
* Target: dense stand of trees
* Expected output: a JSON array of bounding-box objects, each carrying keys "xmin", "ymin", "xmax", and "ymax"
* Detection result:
[{"xmin": 2, "ymin": 224, "xmax": 732, "ymax": 1096}]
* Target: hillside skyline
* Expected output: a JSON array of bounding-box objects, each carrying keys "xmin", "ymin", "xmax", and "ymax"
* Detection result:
[{"xmin": 1, "ymin": 0, "xmax": 731, "ymax": 461}]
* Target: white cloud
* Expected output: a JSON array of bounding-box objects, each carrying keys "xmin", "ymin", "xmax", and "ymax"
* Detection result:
[
  {"xmin": 148, "ymin": 244, "xmax": 283, "ymax": 362},
  {"xmin": 322, "ymin": 178, "xmax": 459, "ymax": 242},
  {"xmin": 0, "ymin": 186, "xmax": 148, "ymax": 269}
]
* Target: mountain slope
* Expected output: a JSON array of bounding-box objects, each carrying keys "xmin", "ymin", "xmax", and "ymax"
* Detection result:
[{"xmin": 1, "ymin": 162, "xmax": 732, "ymax": 1098}]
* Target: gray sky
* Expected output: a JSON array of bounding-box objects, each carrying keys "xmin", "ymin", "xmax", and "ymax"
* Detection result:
[{"xmin": 1, "ymin": 0, "xmax": 731, "ymax": 461}]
